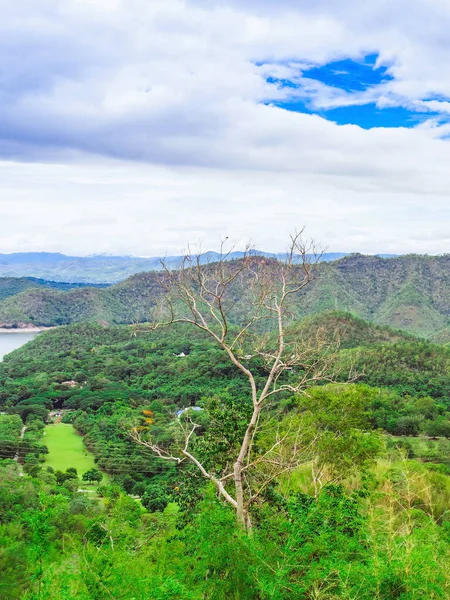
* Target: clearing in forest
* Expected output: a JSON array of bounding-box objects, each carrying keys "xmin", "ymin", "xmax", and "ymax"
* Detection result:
[{"xmin": 44, "ymin": 423, "xmax": 98, "ymax": 475}]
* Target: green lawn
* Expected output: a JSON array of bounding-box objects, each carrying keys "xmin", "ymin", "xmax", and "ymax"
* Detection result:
[{"xmin": 44, "ymin": 423, "xmax": 98, "ymax": 476}]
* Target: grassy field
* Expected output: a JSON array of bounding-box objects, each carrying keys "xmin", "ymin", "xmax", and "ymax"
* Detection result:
[
  {"xmin": 389, "ymin": 434, "xmax": 450, "ymax": 464},
  {"xmin": 44, "ymin": 423, "xmax": 98, "ymax": 475}
]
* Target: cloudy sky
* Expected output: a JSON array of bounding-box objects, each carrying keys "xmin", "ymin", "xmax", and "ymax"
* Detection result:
[{"xmin": 1, "ymin": 0, "xmax": 450, "ymax": 256}]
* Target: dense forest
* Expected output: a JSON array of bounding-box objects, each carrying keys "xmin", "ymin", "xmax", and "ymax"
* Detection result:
[
  {"xmin": 1, "ymin": 306, "xmax": 450, "ymax": 598},
  {"xmin": 0, "ymin": 254, "xmax": 449, "ymax": 339}
]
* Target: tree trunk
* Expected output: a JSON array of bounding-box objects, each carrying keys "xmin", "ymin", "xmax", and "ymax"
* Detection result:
[
  {"xmin": 234, "ymin": 469, "xmax": 252, "ymax": 529},
  {"xmin": 233, "ymin": 405, "xmax": 260, "ymax": 530},
  {"xmin": 234, "ymin": 459, "xmax": 246, "ymax": 526}
]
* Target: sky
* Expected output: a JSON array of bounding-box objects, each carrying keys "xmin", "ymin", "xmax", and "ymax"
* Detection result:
[{"xmin": 1, "ymin": 0, "xmax": 450, "ymax": 256}]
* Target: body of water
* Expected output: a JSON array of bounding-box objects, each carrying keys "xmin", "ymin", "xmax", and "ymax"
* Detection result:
[{"xmin": 0, "ymin": 332, "xmax": 38, "ymax": 360}]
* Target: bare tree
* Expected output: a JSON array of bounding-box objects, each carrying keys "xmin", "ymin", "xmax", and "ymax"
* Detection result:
[{"xmin": 131, "ymin": 231, "xmax": 342, "ymax": 529}]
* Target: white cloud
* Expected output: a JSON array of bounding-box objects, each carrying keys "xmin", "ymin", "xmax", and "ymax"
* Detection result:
[
  {"xmin": 1, "ymin": 0, "xmax": 450, "ymax": 254},
  {"xmin": 1, "ymin": 153, "xmax": 449, "ymax": 256}
]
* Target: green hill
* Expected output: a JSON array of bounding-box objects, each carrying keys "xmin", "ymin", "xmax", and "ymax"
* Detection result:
[
  {"xmin": 0, "ymin": 271, "xmax": 161, "ymax": 326},
  {"xmin": 0, "ymin": 276, "xmax": 108, "ymax": 303},
  {"xmin": 287, "ymin": 310, "xmax": 415, "ymax": 349},
  {"xmin": 0, "ymin": 254, "xmax": 449, "ymax": 337}
]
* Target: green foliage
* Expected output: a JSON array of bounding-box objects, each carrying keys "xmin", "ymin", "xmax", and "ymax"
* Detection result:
[
  {"xmin": 23, "ymin": 455, "xmax": 42, "ymax": 478},
  {"xmin": 296, "ymin": 384, "xmax": 383, "ymax": 486},
  {"xmin": 338, "ymin": 340, "xmax": 450, "ymax": 400},
  {"xmin": 82, "ymin": 468, "xmax": 103, "ymax": 484},
  {"xmin": 178, "ymin": 493, "xmax": 255, "ymax": 600},
  {"xmin": 0, "ymin": 414, "xmax": 23, "ymax": 459},
  {"xmin": 54, "ymin": 468, "xmax": 78, "ymax": 486},
  {"xmin": 141, "ymin": 481, "xmax": 170, "ymax": 512},
  {"xmin": 2, "ymin": 317, "xmax": 450, "ymax": 510}
]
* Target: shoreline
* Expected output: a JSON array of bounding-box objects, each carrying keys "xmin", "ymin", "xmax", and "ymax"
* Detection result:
[{"xmin": 0, "ymin": 326, "xmax": 56, "ymax": 334}]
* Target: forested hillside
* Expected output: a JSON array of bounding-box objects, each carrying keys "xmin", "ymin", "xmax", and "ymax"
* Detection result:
[
  {"xmin": 2, "ymin": 315, "xmax": 449, "ymax": 439},
  {"xmin": 1, "ymin": 313, "xmax": 450, "ymax": 598},
  {"xmin": 1, "ymin": 254, "xmax": 449, "ymax": 338},
  {"xmin": 312, "ymin": 254, "xmax": 450, "ymax": 338}
]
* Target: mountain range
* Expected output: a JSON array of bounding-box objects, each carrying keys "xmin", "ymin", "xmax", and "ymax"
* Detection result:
[
  {"xmin": 0, "ymin": 251, "xmax": 394, "ymax": 283},
  {"xmin": 0, "ymin": 253, "xmax": 449, "ymax": 340}
]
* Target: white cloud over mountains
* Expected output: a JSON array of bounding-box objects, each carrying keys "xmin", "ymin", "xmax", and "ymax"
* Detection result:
[{"xmin": 1, "ymin": 0, "xmax": 450, "ymax": 255}]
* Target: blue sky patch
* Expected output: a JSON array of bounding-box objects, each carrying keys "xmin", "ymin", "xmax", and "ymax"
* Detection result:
[
  {"xmin": 263, "ymin": 53, "xmax": 448, "ymax": 129},
  {"xmin": 325, "ymin": 103, "xmax": 440, "ymax": 128},
  {"xmin": 302, "ymin": 53, "xmax": 393, "ymax": 92},
  {"xmin": 272, "ymin": 101, "xmax": 440, "ymax": 129}
]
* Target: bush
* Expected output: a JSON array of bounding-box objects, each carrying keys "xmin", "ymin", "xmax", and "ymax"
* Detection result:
[{"xmin": 141, "ymin": 482, "xmax": 169, "ymax": 512}]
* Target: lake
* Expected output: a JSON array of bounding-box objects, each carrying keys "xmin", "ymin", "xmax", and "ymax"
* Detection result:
[{"xmin": 0, "ymin": 332, "xmax": 39, "ymax": 361}]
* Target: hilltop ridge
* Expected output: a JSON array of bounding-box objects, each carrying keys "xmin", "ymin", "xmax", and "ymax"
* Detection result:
[
  {"xmin": 0, "ymin": 277, "xmax": 109, "ymax": 302},
  {"xmin": 0, "ymin": 253, "xmax": 448, "ymax": 338}
]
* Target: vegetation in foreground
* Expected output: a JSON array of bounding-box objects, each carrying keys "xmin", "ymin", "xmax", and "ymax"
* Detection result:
[{"xmin": 1, "ymin": 452, "xmax": 450, "ymax": 599}]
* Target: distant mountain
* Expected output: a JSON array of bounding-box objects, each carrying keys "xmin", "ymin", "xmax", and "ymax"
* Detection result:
[
  {"xmin": 0, "ymin": 253, "xmax": 447, "ymax": 338},
  {"xmin": 0, "ymin": 251, "xmax": 367, "ymax": 283}
]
